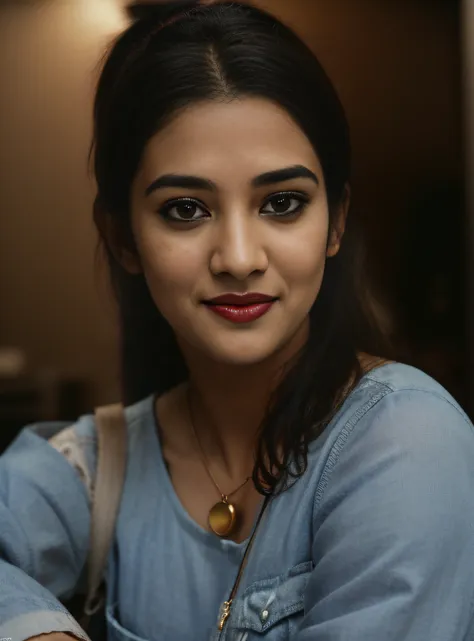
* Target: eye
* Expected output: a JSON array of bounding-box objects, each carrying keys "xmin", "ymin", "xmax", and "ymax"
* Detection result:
[
  {"xmin": 260, "ymin": 192, "xmax": 309, "ymax": 218},
  {"xmin": 158, "ymin": 198, "xmax": 210, "ymax": 223}
]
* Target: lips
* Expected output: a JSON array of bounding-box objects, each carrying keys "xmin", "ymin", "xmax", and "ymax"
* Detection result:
[
  {"xmin": 204, "ymin": 293, "xmax": 277, "ymax": 306},
  {"xmin": 203, "ymin": 293, "xmax": 278, "ymax": 324}
]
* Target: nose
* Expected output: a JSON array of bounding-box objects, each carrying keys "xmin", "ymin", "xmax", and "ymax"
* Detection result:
[{"xmin": 209, "ymin": 212, "xmax": 268, "ymax": 280}]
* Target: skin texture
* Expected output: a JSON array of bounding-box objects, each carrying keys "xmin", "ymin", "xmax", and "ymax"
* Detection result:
[{"xmin": 115, "ymin": 97, "xmax": 348, "ymax": 540}]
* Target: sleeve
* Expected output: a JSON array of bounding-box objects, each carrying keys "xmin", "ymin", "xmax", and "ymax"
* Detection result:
[
  {"xmin": 0, "ymin": 417, "xmax": 95, "ymax": 640},
  {"xmin": 297, "ymin": 389, "xmax": 474, "ymax": 641}
]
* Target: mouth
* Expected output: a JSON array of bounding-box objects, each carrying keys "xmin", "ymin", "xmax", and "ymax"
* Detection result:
[{"xmin": 202, "ymin": 293, "xmax": 279, "ymax": 324}]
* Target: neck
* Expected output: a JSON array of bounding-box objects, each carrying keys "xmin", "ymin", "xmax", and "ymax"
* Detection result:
[{"xmin": 181, "ymin": 323, "xmax": 308, "ymax": 480}]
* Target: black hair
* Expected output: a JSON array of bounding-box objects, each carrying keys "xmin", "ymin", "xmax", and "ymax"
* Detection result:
[{"xmin": 91, "ymin": 0, "xmax": 388, "ymax": 493}]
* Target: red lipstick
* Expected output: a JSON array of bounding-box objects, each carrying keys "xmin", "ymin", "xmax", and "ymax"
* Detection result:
[{"xmin": 203, "ymin": 293, "xmax": 277, "ymax": 324}]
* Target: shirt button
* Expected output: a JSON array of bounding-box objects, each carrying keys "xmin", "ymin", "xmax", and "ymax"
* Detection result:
[{"xmin": 261, "ymin": 609, "xmax": 269, "ymax": 623}]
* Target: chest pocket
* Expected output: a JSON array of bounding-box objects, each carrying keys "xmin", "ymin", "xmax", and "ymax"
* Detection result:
[
  {"xmin": 225, "ymin": 561, "xmax": 312, "ymax": 640},
  {"xmin": 106, "ymin": 604, "xmax": 151, "ymax": 641}
]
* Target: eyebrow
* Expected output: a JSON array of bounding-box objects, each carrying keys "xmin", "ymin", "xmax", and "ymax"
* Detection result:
[
  {"xmin": 252, "ymin": 165, "xmax": 319, "ymax": 188},
  {"xmin": 144, "ymin": 164, "xmax": 319, "ymax": 197}
]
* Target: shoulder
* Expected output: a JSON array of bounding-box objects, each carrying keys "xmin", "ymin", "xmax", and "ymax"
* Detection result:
[
  {"xmin": 331, "ymin": 361, "xmax": 471, "ymax": 441},
  {"xmin": 29, "ymin": 394, "xmax": 156, "ymax": 496},
  {"xmin": 354, "ymin": 361, "xmax": 472, "ymax": 443},
  {"xmin": 309, "ymin": 363, "xmax": 474, "ymax": 507},
  {"xmin": 362, "ymin": 360, "xmax": 468, "ymax": 404},
  {"xmin": 304, "ymin": 363, "xmax": 474, "ymax": 564},
  {"xmin": 308, "ymin": 362, "xmax": 474, "ymax": 518}
]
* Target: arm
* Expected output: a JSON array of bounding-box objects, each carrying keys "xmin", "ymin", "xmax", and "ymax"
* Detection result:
[
  {"xmin": 298, "ymin": 390, "xmax": 474, "ymax": 640},
  {"xmin": 0, "ymin": 422, "xmax": 94, "ymax": 640}
]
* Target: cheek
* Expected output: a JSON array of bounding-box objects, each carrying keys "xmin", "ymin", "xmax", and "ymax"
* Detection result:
[
  {"xmin": 276, "ymin": 215, "xmax": 329, "ymax": 288},
  {"xmin": 134, "ymin": 227, "xmax": 201, "ymax": 302}
]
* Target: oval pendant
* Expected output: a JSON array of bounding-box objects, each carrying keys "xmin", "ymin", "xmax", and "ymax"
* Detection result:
[{"xmin": 209, "ymin": 500, "xmax": 236, "ymax": 537}]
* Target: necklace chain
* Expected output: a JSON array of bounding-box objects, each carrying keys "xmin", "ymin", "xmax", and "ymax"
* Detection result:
[{"xmin": 187, "ymin": 389, "xmax": 251, "ymax": 501}]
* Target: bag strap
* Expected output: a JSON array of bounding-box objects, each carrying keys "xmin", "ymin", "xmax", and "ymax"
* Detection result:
[{"xmin": 83, "ymin": 403, "xmax": 127, "ymax": 617}]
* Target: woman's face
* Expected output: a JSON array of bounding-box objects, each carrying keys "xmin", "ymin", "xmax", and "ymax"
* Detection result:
[{"xmin": 128, "ymin": 98, "xmax": 345, "ymax": 367}]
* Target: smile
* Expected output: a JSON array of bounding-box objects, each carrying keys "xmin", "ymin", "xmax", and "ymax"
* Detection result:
[{"xmin": 203, "ymin": 293, "xmax": 278, "ymax": 324}]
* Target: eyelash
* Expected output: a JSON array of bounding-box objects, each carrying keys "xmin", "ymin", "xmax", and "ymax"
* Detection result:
[{"xmin": 157, "ymin": 191, "xmax": 310, "ymax": 224}]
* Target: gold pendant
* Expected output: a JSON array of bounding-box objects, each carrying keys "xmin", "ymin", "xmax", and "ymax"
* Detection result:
[
  {"xmin": 208, "ymin": 497, "xmax": 236, "ymax": 538},
  {"xmin": 218, "ymin": 600, "xmax": 233, "ymax": 630}
]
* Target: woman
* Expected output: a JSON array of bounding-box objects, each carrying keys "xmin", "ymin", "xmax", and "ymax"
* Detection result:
[{"xmin": 1, "ymin": 2, "xmax": 474, "ymax": 640}]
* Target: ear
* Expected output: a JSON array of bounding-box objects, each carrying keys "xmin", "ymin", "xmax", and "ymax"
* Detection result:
[
  {"xmin": 116, "ymin": 243, "xmax": 142, "ymax": 275},
  {"xmin": 94, "ymin": 199, "xmax": 142, "ymax": 274},
  {"xmin": 326, "ymin": 184, "xmax": 350, "ymax": 258}
]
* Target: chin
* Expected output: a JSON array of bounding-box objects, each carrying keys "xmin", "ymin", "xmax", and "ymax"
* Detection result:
[
  {"xmin": 177, "ymin": 314, "xmax": 309, "ymax": 368},
  {"xmin": 211, "ymin": 350, "xmax": 275, "ymax": 367},
  {"xmin": 201, "ymin": 335, "xmax": 291, "ymax": 368}
]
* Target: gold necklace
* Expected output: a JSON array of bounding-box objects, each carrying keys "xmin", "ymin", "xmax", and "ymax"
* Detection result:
[{"xmin": 187, "ymin": 391, "xmax": 251, "ymax": 538}]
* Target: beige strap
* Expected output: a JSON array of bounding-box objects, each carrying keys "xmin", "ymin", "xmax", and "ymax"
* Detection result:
[
  {"xmin": 83, "ymin": 403, "xmax": 127, "ymax": 617},
  {"xmin": 49, "ymin": 427, "xmax": 94, "ymax": 500}
]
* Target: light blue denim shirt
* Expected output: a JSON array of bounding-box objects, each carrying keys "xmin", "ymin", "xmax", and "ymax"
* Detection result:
[{"xmin": 1, "ymin": 363, "xmax": 474, "ymax": 641}]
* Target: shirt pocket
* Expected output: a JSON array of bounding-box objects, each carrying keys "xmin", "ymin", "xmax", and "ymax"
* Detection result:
[
  {"xmin": 226, "ymin": 561, "xmax": 312, "ymax": 640},
  {"xmin": 106, "ymin": 603, "xmax": 151, "ymax": 641}
]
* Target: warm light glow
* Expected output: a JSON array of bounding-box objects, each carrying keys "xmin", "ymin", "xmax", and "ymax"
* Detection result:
[{"xmin": 75, "ymin": 0, "xmax": 129, "ymax": 35}]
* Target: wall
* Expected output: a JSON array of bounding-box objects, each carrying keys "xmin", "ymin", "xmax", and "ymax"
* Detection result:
[
  {"xmin": 0, "ymin": 1, "xmax": 127, "ymax": 404},
  {"xmin": 0, "ymin": 0, "xmax": 461, "ymax": 406}
]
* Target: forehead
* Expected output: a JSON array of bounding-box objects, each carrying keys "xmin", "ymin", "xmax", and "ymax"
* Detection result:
[{"xmin": 137, "ymin": 98, "xmax": 322, "ymax": 185}]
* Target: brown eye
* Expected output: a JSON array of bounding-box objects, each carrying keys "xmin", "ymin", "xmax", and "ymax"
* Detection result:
[
  {"xmin": 159, "ymin": 198, "xmax": 210, "ymax": 223},
  {"xmin": 174, "ymin": 202, "xmax": 199, "ymax": 219},
  {"xmin": 273, "ymin": 195, "xmax": 292, "ymax": 213},
  {"xmin": 260, "ymin": 191, "xmax": 309, "ymax": 217}
]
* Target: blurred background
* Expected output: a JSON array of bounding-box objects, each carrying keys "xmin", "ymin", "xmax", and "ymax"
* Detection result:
[{"xmin": 0, "ymin": 0, "xmax": 470, "ymax": 450}]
